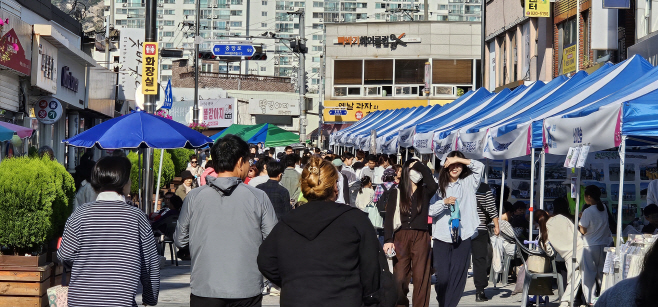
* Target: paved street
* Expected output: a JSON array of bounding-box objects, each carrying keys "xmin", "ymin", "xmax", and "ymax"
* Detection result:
[{"xmin": 138, "ymin": 256, "xmax": 562, "ymax": 307}]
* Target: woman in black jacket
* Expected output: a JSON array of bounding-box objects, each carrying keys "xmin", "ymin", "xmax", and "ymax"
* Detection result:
[
  {"xmin": 382, "ymin": 160, "xmax": 438, "ymax": 307},
  {"xmin": 257, "ymin": 156, "xmax": 382, "ymax": 307}
]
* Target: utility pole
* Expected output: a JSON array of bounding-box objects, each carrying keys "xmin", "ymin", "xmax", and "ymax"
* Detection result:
[
  {"xmin": 105, "ymin": 0, "xmax": 114, "ymax": 69},
  {"xmin": 245, "ymin": 0, "xmax": 250, "ymax": 74},
  {"xmin": 288, "ymin": 9, "xmax": 306, "ymax": 143},
  {"xmin": 481, "ymin": 0, "xmax": 485, "ymax": 88},
  {"xmin": 318, "ymin": 53, "xmax": 324, "ymax": 149},
  {"xmin": 142, "ymin": 0, "xmax": 157, "ymax": 214},
  {"xmin": 193, "ymin": 0, "xmax": 201, "ymax": 124}
]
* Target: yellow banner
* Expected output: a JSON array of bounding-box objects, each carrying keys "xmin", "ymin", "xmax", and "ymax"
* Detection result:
[
  {"xmin": 562, "ymin": 44, "xmax": 577, "ymax": 74},
  {"xmin": 142, "ymin": 42, "xmax": 159, "ymax": 95},
  {"xmin": 324, "ymin": 100, "xmax": 445, "ymax": 122},
  {"xmin": 525, "ymin": 0, "xmax": 550, "ymax": 17}
]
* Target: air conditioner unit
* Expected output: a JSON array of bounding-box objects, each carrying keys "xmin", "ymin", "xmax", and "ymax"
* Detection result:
[
  {"xmin": 334, "ymin": 17, "xmax": 339, "ymax": 21},
  {"xmin": 158, "ymin": 3, "xmax": 163, "ymax": 6},
  {"xmin": 158, "ymin": 14, "xmax": 163, "ymax": 18},
  {"xmin": 213, "ymin": 4, "xmax": 218, "ymax": 7},
  {"xmin": 159, "ymin": 25, "xmax": 164, "ymax": 29},
  {"xmin": 319, "ymin": 19, "xmax": 323, "ymax": 22},
  {"xmin": 213, "ymin": 15, "xmax": 218, "ymax": 18},
  {"xmin": 288, "ymin": 6, "xmax": 294, "ymax": 10},
  {"xmin": 339, "ymin": 18, "xmax": 344, "ymax": 22},
  {"xmin": 385, "ymin": 15, "xmax": 391, "ymax": 21},
  {"xmin": 122, "ymin": 3, "xmax": 127, "ymax": 7}
]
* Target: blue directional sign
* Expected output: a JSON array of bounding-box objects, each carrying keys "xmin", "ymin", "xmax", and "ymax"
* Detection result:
[
  {"xmin": 212, "ymin": 44, "xmax": 256, "ymax": 57},
  {"xmin": 328, "ymin": 109, "xmax": 348, "ymax": 116}
]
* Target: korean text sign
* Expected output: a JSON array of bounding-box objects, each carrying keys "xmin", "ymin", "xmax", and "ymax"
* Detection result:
[
  {"xmin": 525, "ymin": 0, "xmax": 550, "ymax": 17},
  {"xmin": 141, "ymin": 42, "xmax": 158, "ymax": 95}
]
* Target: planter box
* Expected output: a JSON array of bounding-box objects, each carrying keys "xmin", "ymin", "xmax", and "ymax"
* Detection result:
[
  {"xmin": 0, "ymin": 254, "xmax": 47, "ymax": 267},
  {"xmin": 0, "ymin": 263, "xmax": 52, "ymax": 307}
]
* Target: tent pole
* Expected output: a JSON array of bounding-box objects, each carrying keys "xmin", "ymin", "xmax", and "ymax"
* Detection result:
[
  {"xmin": 499, "ymin": 160, "xmax": 506, "ymax": 217},
  {"xmin": 484, "ymin": 159, "xmax": 489, "ymax": 184},
  {"xmin": 529, "ymin": 149, "xmax": 535, "ymax": 247},
  {"xmin": 154, "ymin": 149, "xmax": 165, "ymax": 214},
  {"xmin": 570, "ymin": 167, "xmax": 582, "ymax": 307},
  {"xmin": 432, "ymin": 152, "xmax": 437, "ymax": 175},
  {"xmin": 539, "ymin": 149, "xmax": 546, "ymax": 210},
  {"xmin": 138, "ymin": 149, "xmax": 142, "ymax": 204},
  {"xmin": 616, "ymin": 136, "xmax": 627, "ymax": 250}
]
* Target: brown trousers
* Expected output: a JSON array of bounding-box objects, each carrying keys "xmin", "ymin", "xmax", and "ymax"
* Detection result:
[{"xmin": 392, "ymin": 229, "xmax": 431, "ymax": 307}]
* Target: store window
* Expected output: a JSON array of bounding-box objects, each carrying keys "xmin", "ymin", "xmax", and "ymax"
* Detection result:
[
  {"xmin": 334, "ymin": 60, "xmax": 362, "ymax": 84},
  {"xmin": 558, "ymin": 17, "xmax": 577, "ymax": 75},
  {"xmin": 394, "ymin": 59, "xmax": 425, "ymax": 84},
  {"xmin": 433, "ymin": 59, "xmax": 472, "ymax": 84},
  {"xmin": 364, "ymin": 59, "xmax": 393, "ymax": 84}
]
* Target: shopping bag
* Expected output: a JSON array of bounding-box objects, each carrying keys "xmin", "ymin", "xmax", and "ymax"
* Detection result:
[
  {"xmin": 47, "ymin": 265, "xmax": 69, "ymax": 307},
  {"xmin": 490, "ymin": 235, "xmax": 504, "ymax": 273},
  {"xmin": 365, "ymin": 202, "xmax": 384, "ymax": 228},
  {"xmin": 392, "ymin": 189, "xmax": 402, "ymax": 231},
  {"xmin": 526, "ymin": 255, "xmax": 550, "ymax": 273}
]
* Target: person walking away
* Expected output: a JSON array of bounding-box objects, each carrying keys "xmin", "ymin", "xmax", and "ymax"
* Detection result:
[
  {"xmin": 383, "ymin": 160, "xmax": 438, "ymax": 307},
  {"xmin": 355, "ymin": 176, "xmax": 375, "ymax": 211},
  {"xmin": 361, "ymin": 155, "xmax": 377, "ymax": 180},
  {"xmin": 248, "ymin": 156, "xmax": 273, "ymax": 187},
  {"xmin": 256, "ymin": 160, "xmax": 292, "ymax": 221},
  {"xmin": 428, "ymin": 151, "xmax": 483, "ymax": 307},
  {"xmin": 257, "ymin": 156, "xmax": 383, "ymax": 307},
  {"xmin": 280, "ymin": 155, "xmax": 301, "ymax": 201},
  {"xmin": 534, "ymin": 202, "xmax": 583, "ymax": 307},
  {"xmin": 472, "ymin": 182, "xmax": 500, "ymax": 302},
  {"xmin": 58, "ymin": 156, "xmax": 160, "ymax": 307},
  {"xmin": 374, "ymin": 155, "xmax": 392, "ymax": 185},
  {"xmin": 73, "ymin": 159, "xmax": 97, "ymax": 212},
  {"xmin": 594, "ymin": 240, "xmax": 658, "ymax": 307},
  {"xmin": 176, "ymin": 170, "xmax": 195, "ymax": 200},
  {"xmin": 580, "ymin": 185, "xmax": 614, "ymax": 305},
  {"xmin": 175, "ymin": 135, "xmax": 278, "ymax": 307}
]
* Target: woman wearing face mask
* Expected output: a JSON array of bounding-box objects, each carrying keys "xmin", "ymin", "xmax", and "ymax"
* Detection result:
[
  {"xmin": 383, "ymin": 159, "xmax": 438, "ymax": 307},
  {"xmin": 428, "ymin": 151, "xmax": 483, "ymax": 307}
]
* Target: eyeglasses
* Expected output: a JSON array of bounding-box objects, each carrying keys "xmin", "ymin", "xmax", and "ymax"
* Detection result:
[{"xmin": 191, "ymin": 161, "xmax": 198, "ymax": 164}]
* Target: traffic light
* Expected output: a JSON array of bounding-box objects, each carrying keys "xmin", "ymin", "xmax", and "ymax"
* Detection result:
[
  {"xmin": 161, "ymin": 48, "xmax": 184, "ymax": 58},
  {"xmin": 247, "ymin": 52, "xmax": 268, "ymax": 60},
  {"xmin": 198, "ymin": 51, "xmax": 216, "ymax": 60},
  {"xmin": 289, "ymin": 39, "xmax": 308, "ymax": 53}
]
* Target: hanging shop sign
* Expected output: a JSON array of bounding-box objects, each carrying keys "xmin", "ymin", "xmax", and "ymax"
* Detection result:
[
  {"xmin": 35, "ymin": 97, "xmax": 63, "ymax": 124},
  {"xmin": 118, "ymin": 28, "xmax": 145, "ymax": 101},
  {"xmin": 0, "ymin": 13, "xmax": 32, "ymax": 76},
  {"xmin": 525, "ymin": 0, "xmax": 550, "ymax": 17},
  {"xmin": 323, "ymin": 99, "xmax": 427, "ymax": 122},
  {"xmin": 31, "ymin": 35, "xmax": 58, "ymax": 94},
  {"xmin": 248, "ymin": 98, "xmax": 300, "ymax": 115},
  {"xmin": 60, "ymin": 66, "xmax": 79, "ymax": 93},
  {"xmin": 200, "ymin": 99, "xmax": 235, "ymax": 128},
  {"xmin": 562, "ymin": 44, "xmax": 577, "ymax": 74},
  {"xmin": 334, "ymin": 33, "xmax": 421, "ymax": 50},
  {"xmin": 142, "ymin": 42, "xmax": 158, "ymax": 95}
]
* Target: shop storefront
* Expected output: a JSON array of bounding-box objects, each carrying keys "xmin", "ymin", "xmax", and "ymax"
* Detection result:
[{"xmin": 323, "ymin": 21, "xmax": 481, "ymax": 123}]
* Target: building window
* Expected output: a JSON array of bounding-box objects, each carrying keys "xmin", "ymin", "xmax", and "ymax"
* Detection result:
[
  {"xmin": 262, "ymin": 0, "xmax": 268, "ymax": 4},
  {"xmin": 334, "ymin": 60, "xmax": 362, "ymax": 85},
  {"xmin": 558, "ymin": 17, "xmax": 577, "ymax": 75},
  {"xmin": 312, "ymin": 57, "xmax": 321, "ymax": 62},
  {"xmin": 161, "ymin": 75, "xmax": 172, "ymax": 83},
  {"xmin": 183, "ymin": 9, "xmax": 195, "ymax": 15},
  {"xmin": 231, "ymin": 0, "xmax": 243, "ymax": 4},
  {"xmin": 162, "ymin": 64, "xmax": 172, "ymax": 70},
  {"xmin": 312, "ymin": 35, "xmax": 322, "ymax": 40},
  {"xmin": 395, "ymin": 59, "xmax": 425, "ymax": 84},
  {"xmin": 162, "ymin": 20, "xmax": 175, "ymax": 26},
  {"xmin": 433, "ymin": 59, "xmax": 472, "ymax": 84},
  {"xmin": 113, "ymin": 56, "xmax": 120, "ymax": 63},
  {"xmin": 262, "ymin": 11, "xmax": 268, "ymax": 16},
  {"xmin": 364, "ymin": 59, "xmax": 393, "ymax": 84},
  {"xmin": 312, "ymin": 46, "xmax": 322, "ymax": 51},
  {"xmin": 184, "ymin": 0, "xmax": 194, "ymax": 3},
  {"xmin": 164, "ymin": 43, "xmax": 174, "ymax": 48},
  {"xmin": 230, "ymin": 10, "xmax": 242, "ymax": 16},
  {"xmin": 231, "ymin": 21, "xmax": 242, "ymax": 27},
  {"xmin": 261, "ymin": 23, "xmax": 267, "ymax": 27},
  {"xmin": 314, "ymin": 1, "xmax": 323, "ymax": 7},
  {"xmin": 312, "ymin": 23, "xmax": 323, "ymax": 29},
  {"xmin": 162, "ymin": 31, "xmax": 175, "ymax": 37},
  {"xmin": 201, "ymin": 63, "xmax": 213, "ymax": 72},
  {"xmin": 116, "ymin": 8, "xmax": 127, "ymax": 14}
]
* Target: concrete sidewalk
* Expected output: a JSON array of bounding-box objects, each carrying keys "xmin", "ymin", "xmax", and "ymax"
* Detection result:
[{"xmin": 138, "ymin": 258, "xmax": 562, "ymax": 307}]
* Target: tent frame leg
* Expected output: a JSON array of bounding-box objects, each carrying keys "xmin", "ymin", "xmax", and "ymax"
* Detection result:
[
  {"xmin": 539, "ymin": 150, "xmax": 546, "ymax": 210},
  {"xmin": 529, "ymin": 149, "xmax": 535, "ymax": 247},
  {"xmin": 570, "ymin": 166, "xmax": 582, "ymax": 307},
  {"xmin": 499, "ymin": 160, "xmax": 506, "ymax": 217}
]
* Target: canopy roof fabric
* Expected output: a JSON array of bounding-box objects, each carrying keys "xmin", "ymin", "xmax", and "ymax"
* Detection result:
[
  {"xmin": 0, "ymin": 121, "xmax": 34, "ymax": 142},
  {"xmin": 211, "ymin": 123, "xmax": 299, "ymax": 147},
  {"xmin": 63, "ymin": 111, "xmax": 214, "ymax": 149}
]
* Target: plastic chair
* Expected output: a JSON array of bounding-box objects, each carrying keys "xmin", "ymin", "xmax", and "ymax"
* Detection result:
[
  {"xmin": 500, "ymin": 232, "xmax": 563, "ymax": 307},
  {"xmin": 153, "ymin": 215, "xmax": 179, "ymax": 266},
  {"xmin": 490, "ymin": 250, "xmax": 513, "ymax": 287}
]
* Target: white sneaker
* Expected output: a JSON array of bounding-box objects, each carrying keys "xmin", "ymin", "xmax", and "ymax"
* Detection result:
[{"xmin": 269, "ymin": 286, "xmax": 281, "ymax": 296}]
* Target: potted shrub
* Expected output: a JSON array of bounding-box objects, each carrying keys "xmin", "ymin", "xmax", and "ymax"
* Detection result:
[
  {"xmin": 168, "ymin": 148, "xmax": 194, "ymax": 175},
  {"xmin": 127, "ymin": 150, "xmax": 174, "ymax": 196}
]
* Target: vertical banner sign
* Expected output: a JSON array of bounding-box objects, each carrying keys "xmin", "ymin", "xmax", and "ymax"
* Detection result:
[
  {"xmin": 424, "ymin": 62, "xmax": 431, "ymax": 95},
  {"xmin": 142, "ymin": 42, "xmax": 158, "ymax": 95},
  {"xmin": 562, "ymin": 44, "xmax": 577, "ymax": 74},
  {"xmin": 525, "ymin": 0, "xmax": 550, "ymax": 17}
]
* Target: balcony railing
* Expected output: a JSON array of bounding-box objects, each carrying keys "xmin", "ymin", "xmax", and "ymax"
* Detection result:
[{"xmin": 180, "ymin": 71, "xmax": 293, "ymax": 84}]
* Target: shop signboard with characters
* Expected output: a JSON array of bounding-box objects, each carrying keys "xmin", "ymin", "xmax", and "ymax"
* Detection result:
[{"xmin": 35, "ymin": 97, "xmax": 63, "ymax": 125}]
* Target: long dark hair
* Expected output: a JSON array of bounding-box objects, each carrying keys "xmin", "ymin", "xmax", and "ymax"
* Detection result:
[
  {"xmin": 437, "ymin": 151, "xmax": 473, "ymax": 198},
  {"xmin": 399, "ymin": 160, "xmax": 422, "ymax": 215},
  {"xmin": 637, "ymin": 242, "xmax": 658, "ymax": 307},
  {"xmin": 534, "ymin": 209, "xmax": 550, "ymax": 251},
  {"xmin": 584, "ymin": 185, "xmax": 605, "ymax": 211},
  {"xmin": 552, "ymin": 196, "xmax": 575, "ymax": 221},
  {"xmin": 359, "ymin": 175, "xmax": 371, "ymax": 194}
]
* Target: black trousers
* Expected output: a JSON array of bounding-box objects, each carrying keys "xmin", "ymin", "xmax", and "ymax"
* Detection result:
[
  {"xmin": 190, "ymin": 294, "xmax": 262, "ymax": 307},
  {"xmin": 471, "ymin": 229, "xmax": 491, "ymax": 292},
  {"xmin": 433, "ymin": 238, "xmax": 472, "ymax": 307}
]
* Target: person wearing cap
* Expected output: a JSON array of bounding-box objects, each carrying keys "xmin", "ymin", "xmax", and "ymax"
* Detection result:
[
  {"xmin": 332, "ymin": 158, "xmax": 351, "ymax": 206},
  {"xmin": 176, "ymin": 170, "xmax": 195, "ymax": 200}
]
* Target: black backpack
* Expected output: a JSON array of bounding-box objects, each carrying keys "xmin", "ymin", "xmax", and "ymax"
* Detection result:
[{"xmin": 376, "ymin": 184, "xmax": 393, "ymax": 218}]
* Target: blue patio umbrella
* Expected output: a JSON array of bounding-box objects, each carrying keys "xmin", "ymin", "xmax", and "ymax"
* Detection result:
[{"xmin": 63, "ymin": 110, "xmax": 213, "ymax": 149}]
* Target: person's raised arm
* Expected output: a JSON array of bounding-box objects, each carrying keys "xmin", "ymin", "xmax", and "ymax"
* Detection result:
[{"xmin": 416, "ymin": 162, "xmax": 438, "ymax": 196}]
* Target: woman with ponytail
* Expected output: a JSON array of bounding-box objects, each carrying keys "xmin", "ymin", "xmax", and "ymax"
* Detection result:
[
  {"xmin": 383, "ymin": 158, "xmax": 438, "ymax": 307},
  {"xmin": 580, "ymin": 185, "xmax": 614, "ymax": 305},
  {"xmin": 257, "ymin": 156, "xmax": 382, "ymax": 307},
  {"xmin": 428, "ymin": 151, "xmax": 484, "ymax": 307},
  {"xmin": 355, "ymin": 175, "xmax": 375, "ymax": 211}
]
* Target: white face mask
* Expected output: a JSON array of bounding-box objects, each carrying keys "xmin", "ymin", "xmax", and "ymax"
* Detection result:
[{"xmin": 409, "ymin": 169, "xmax": 423, "ymax": 184}]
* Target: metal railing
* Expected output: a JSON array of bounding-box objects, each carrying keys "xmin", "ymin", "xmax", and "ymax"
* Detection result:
[{"xmin": 180, "ymin": 71, "xmax": 293, "ymax": 83}]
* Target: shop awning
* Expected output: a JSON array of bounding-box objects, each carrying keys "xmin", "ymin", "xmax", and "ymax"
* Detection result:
[{"xmin": 34, "ymin": 24, "xmax": 96, "ymax": 66}]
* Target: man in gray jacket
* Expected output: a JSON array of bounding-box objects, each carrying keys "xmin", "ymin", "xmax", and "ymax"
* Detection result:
[{"xmin": 175, "ymin": 135, "xmax": 278, "ymax": 307}]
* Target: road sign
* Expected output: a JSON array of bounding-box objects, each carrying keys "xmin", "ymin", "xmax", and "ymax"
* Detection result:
[
  {"xmin": 142, "ymin": 42, "xmax": 159, "ymax": 95},
  {"xmin": 212, "ymin": 44, "xmax": 255, "ymax": 57},
  {"xmin": 162, "ymin": 79, "xmax": 173, "ymax": 110},
  {"xmin": 328, "ymin": 109, "xmax": 348, "ymax": 116}
]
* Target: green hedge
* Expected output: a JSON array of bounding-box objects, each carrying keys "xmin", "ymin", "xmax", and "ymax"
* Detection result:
[
  {"xmin": 127, "ymin": 150, "xmax": 175, "ymax": 195},
  {"xmin": 0, "ymin": 157, "xmax": 75, "ymax": 254},
  {"xmin": 168, "ymin": 148, "xmax": 194, "ymax": 175}
]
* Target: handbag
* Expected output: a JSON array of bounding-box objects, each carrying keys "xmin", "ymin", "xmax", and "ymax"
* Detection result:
[
  {"xmin": 392, "ymin": 189, "xmax": 402, "ymax": 231},
  {"xmin": 365, "ymin": 202, "xmax": 384, "ymax": 229},
  {"xmin": 526, "ymin": 255, "xmax": 550, "ymax": 273},
  {"xmin": 47, "ymin": 265, "xmax": 69, "ymax": 307}
]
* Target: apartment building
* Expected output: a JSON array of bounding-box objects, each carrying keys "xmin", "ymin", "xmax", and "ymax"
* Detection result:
[{"xmin": 101, "ymin": 0, "xmax": 482, "ymax": 94}]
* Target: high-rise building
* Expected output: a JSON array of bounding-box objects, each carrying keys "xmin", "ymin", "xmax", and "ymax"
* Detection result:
[{"xmin": 101, "ymin": 0, "xmax": 480, "ymax": 93}]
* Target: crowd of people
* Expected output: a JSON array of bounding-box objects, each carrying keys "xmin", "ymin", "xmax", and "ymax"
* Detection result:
[{"xmin": 56, "ymin": 137, "xmax": 658, "ymax": 307}]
